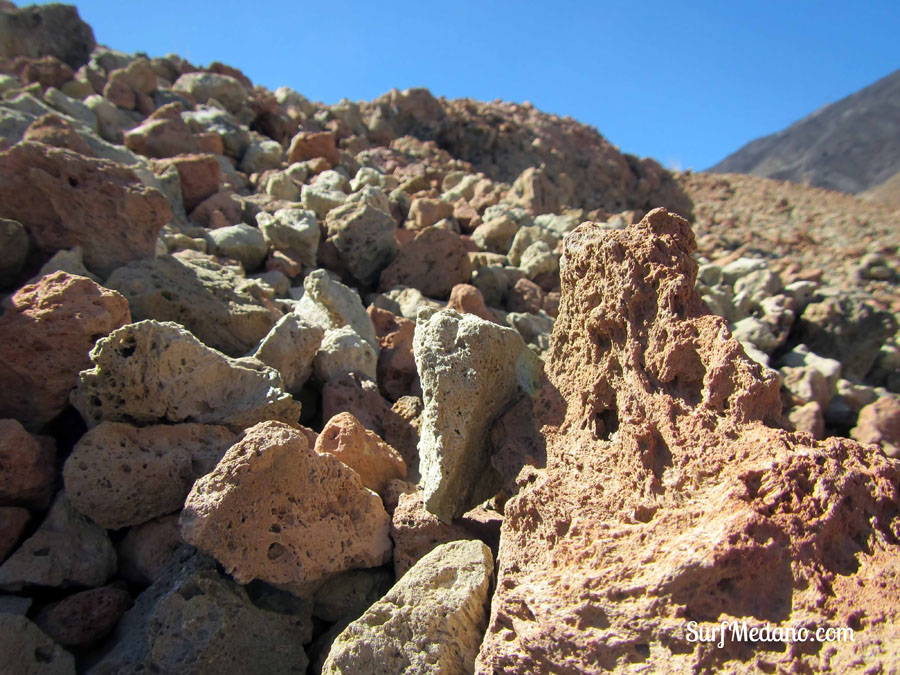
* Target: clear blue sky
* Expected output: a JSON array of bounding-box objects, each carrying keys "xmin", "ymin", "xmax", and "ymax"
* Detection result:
[{"xmin": 36, "ymin": 1, "xmax": 900, "ymax": 170}]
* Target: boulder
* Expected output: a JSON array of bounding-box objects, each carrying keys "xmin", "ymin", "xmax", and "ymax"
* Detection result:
[
  {"xmin": 322, "ymin": 540, "xmax": 493, "ymax": 675},
  {"xmin": 324, "ymin": 200, "xmax": 398, "ymax": 286},
  {"xmin": 0, "ymin": 494, "xmax": 116, "ymax": 591},
  {"xmin": 256, "ymin": 208, "xmax": 320, "ymax": 268},
  {"xmin": 0, "ymin": 142, "xmax": 171, "ymax": 277},
  {"xmin": 35, "ymin": 586, "xmax": 132, "ymax": 649},
  {"xmin": 90, "ymin": 550, "xmax": 311, "ymax": 674},
  {"xmin": 379, "ymin": 227, "xmax": 472, "ymax": 299},
  {"xmin": 180, "ymin": 421, "xmax": 392, "ymax": 595},
  {"xmin": 0, "ymin": 272, "xmax": 130, "ymax": 429},
  {"xmin": 0, "ymin": 419, "xmax": 55, "ymax": 509},
  {"xmin": 414, "ymin": 308, "xmax": 540, "ymax": 522},
  {"xmin": 70, "ymin": 321, "xmax": 300, "ymax": 431},
  {"xmin": 106, "ymin": 255, "xmax": 282, "ymax": 357},
  {"xmin": 251, "ymin": 313, "xmax": 324, "ymax": 394},
  {"xmin": 315, "ymin": 412, "xmax": 406, "ymax": 496},
  {"xmin": 296, "ymin": 269, "xmax": 377, "ymax": 351},
  {"xmin": 63, "ymin": 422, "xmax": 235, "ymax": 530},
  {"xmin": 477, "ymin": 209, "xmax": 900, "ymax": 673}
]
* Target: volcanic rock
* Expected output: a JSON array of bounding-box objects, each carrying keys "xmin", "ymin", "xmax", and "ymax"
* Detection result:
[
  {"xmin": 312, "ymin": 567, "xmax": 393, "ymax": 623},
  {"xmin": 172, "ymin": 72, "xmax": 248, "ymax": 114},
  {"xmin": 0, "ymin": 2, "xmax": 95, "ymax": 68},
  {"xmin": 476, "ymin": 208, "xmax": 900, "ymax": 673},
  {"xmin": 0, "ymin": 614, "xmax": 74, "ymax": 674},
  {"xmin": 288, "ymin": 130, "xmax": 339, "ymax": 167},
  {"xmin": 256, "ymin": 208, "xmax": 320, "ymax": 268},
  {"xmin": 90, "ymin": 550, "xmax": 311, "ymax": 674},
  {"xmin": 296, "ymin": 269, "xmax": 377, "ymax": 350},
  {"xmin": 852, "ymin": 396, "xmax": 900, "ymax": 457},
  {"xmin": 0, "ymin": 217, "xmax": 27, "ymax": 287},
  {"xmin": 251, "ymin": 313, "xmax": 324, "ymax": 394},
  {"xmin": 63, "ymin": 422, "xmax": 235, "ymax": 529},
  {"xmin": 0, "ymin": 507, "xmax": 29, "ymax": 563},
  {"xmin": 116, "ymin": 515, "xmax": 183, "ymax": 585},
  {"xmin": 315, "ymin": 412, "xmax": 407, "ymax": 496},
  {"xmin": 321, "ymin": 539, "xmax": 493, "ymax": 675},
  {"xmin": 0, "ymin": 419, "xmax": 55, "ymax": 508},
  {"xmin": 180, "ymin": 421, "xmax": 392, "ymax": 596},
  {"xmin": 205, "ymin": 223, "xmax": 267, "ymax": 271},
  {"xmin": 414, "ymin": 308, "xmax": 541, "ymax": 522},
  {"xmin": 0, "ymin": 271, "xmax": 130, "ymax": 429},
  {"xmin": 106, "ymin": 254, "xmax": 282, "ymax": 357},
  {"xmin": 70, "ymin": 321, "xmax": 300, "ymax": 431},
  {"xmin": 379, "ymin": 227, "xmax": 472, "ymax": 299},
  {"xmin": 368, "ymin": 306, "xmax": 419, "ymax": 400},
  {"xmin": 313, "ymin": 326, "xmax": 378, "ymax": 382},
  {"xmin": 0, "ymin": 493, "xmax": 115, "ymax": 591},
  {"xmin": 35, "ymin": 586, "xmax": 132, "ymax": 648},
  {"xmin": 0, "ymin": 142, "xmax": 171, "ymax": 277},
  {"xmin": 324, "ymin": 200, "xmax": 398, "ymax": 286}
]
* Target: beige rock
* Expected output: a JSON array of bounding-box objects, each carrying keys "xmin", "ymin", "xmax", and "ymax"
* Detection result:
[
  {"xmin": 0, "ymin": 493, "xmax": 116, "ymax": 591},
  {"xmin": 0, "ymin": 419, "xmax": 55, "ymax": 508},
  {"xmin": 324, "ymin": 200, "xmax": 398, "ymax": 286},
  {"xmin": 180, "ymin": 421, "xmax": 392, "ymax": 595},
  {"xmin": 414, "ymin": 308, "xmax": 541, "ymax": 522},
  {"xmin": 0, "ymin": 272, "xmax": 130, "ymax": 429},
  {"xmin": 315, "ymin": 412, "xmax": 406, "ymax": 496},
  {"xmin": 470, "ymin": 214, "xmax": 517, "ymax": 253},
  {"xmin": 63, "ymin": 422, "xmax": 235, "ymax": 529},
  {"xmin": 70, "ymin": 321, "xmax": 301, "ymax": 432},
  {"xmin": 852, "ymin": 396, "xmax": 900, "ymax": 457},
  {"xmin": 296, "ymin": 269, "xmax": 377, "ymax": 351},
  {"xmin": 787, "ymin": 400, "xmax": 826, "ymax": 439},
  {"xmin": 313, "ymin": 326, "xmax": 378, "ymax": 382},
  {"xmin": 407, "ymin": 197, "xmax": 453, "ymax": 230},
  {"xmin": 322, "ymin": 539, "xmax": 493, "ymax": 675}
]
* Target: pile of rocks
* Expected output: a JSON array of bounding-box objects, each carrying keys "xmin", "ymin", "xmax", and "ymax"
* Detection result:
[{"xmin": 0, "ymin": 3, "xmax": 897, "ymax": 673}]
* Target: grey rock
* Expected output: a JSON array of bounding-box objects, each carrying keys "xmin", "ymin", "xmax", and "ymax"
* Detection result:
[
  {"xmin": 265, "ymin": 172, "xmax": 300, "ymax": 201},
  {"xmin": 43, "ymin": 87, "xmax": 97, "ymax": 129},
  {"xmin": 256, "ymin": 208, "xmax": 320, "ymax": 267},
  {"xmin": 301, "ymin": 184, "xmax": 347, "ymax": 219},
  {"xmin": 173, "ymin": 72, "xmax": 248, "ymax": 114},
  {"xmin": 314, "ymin": 327, "xmax": 378, "ymax": 382},
  {"xmin": 90, "ymin": 550, "xmax": 311, "ymax": 675},
  {"xmin": 297, "ymin": 269, "xmax": 377, "ymax": 351},
  {"xmin": 106, "ymin": 254, "xmax": 282, "ymax": 357},
  {"xmin": 0, "ymin": 494, "xmax": 115, "ymax": 591},
  {"xmin": 183, "ymin": 105, "xmax": 251, "ymax": 159},
  {"xmin": 313, "ymin": 567, "xmax": 393, "ymax": 623},
  {"xmin": 70, "ymin": 320, "xmax": 301, "ymax": 432},
  {"xmin": 507, "ymin": 224, "xmax": 559, "ymax": 267},
  {"xmin": 720, "ymin": 257, "xmax": 768, "ymax": 285},
  {"xmin": 206, "ymin": 223, "xmax": 267, "ymax": 271},
  {"xmin": 252, "ymin": 313, "xmax": 324, "ymax": 393},
  {"xmin": 414, "ymin": 309, "xmax": 541, "ymax": 522},
  {"xmin": 325, "ymin": 200, "xmax": 398, "ymax": 286},
  {"xmin": 321, "ymin": 540, "xmax": 493, "ymax": 675},
  {"xmin": 519, "ymin": 240, "xmax": 558, "ymax": 279},
  {"xmin": 240, "ymin": 138, "xmax": 284, "ymax": 174},
  {"xmin": 506, "ymin": 310, "xmax": 554, "ymax": 356}
]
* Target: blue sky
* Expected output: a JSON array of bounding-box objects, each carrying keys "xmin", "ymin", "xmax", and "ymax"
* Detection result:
[{"xmin": 39, "ymin": 1, "xmax": 900, "ymax": 170}]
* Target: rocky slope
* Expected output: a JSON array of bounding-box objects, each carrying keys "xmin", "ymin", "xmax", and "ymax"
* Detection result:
[
  {"xmin": 0, "ymin": 3, "xmax": 897, "ymax": 674},
  {"xmin": 709, "ymin": 68, "xmax": 900, "ymax": 194}
]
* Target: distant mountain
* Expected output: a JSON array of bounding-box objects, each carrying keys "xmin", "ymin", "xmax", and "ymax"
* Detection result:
[{"xmin": 709, "ymin": 68, "xmax": 900, "ymax": 194}]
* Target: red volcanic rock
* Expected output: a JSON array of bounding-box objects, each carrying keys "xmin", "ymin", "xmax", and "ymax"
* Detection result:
[
  {"xmin": 153, "ymin": 153, "xmax": 221, "ymax": 211},
  {"xmin": 0, "ymin": 272, "xmax": 130, "ymax": 429},
  {"xmin": 288, "ymin": 130, "xmax": 339, "ymax": 167},
  {"xmin": 505, "ymin": 277, "xmax": 545, "ymax": 314},
  {"xmin": 0, "ymin": 420, "xmax": 55, "ymax": 508},
  {"xmin": 852, "ymin": 396, "xmax": 900, "ymax": 458},
  {"xmin": 0, "ymin": 142, "xmax": 172, "ymax": 277},
  {"xmin": 315, "ymin": 412, "xmax": 407, "ymax": 496},
  {"xmin": 16, "ymin": 55, "xmax": 74, "ymax": 89},
  {"xmin": 23, "ymin": 114, "xmax": 92, "ymax": 155},
  {"xmin": 35, "ymin": 586, "xmax": 132, "ymax": 648},
  {"xmin": 379, "ymin": 227, "xmax": 472, "ymax": 299},
  {"xmin": 477, "ymin": 209, "xmax": 900, "ymax": 673},
  {"xmin": 368, "ymin": 306, "xmax": 419, "ymax": 401},
  {"xmin": 125, "ymin": 103, "xmax": 223, "ymax": 158},
  {"xmin": 446, "ymin": 283, "xmax": 497, "ymax": 323}
]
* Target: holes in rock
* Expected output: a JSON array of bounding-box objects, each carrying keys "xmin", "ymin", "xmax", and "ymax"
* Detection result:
[
  {"xmin": 32, "ymin": 548, "xmax": 50, "ymax": 557},
  {"xmin": 267, "ymin": 543, "xmax": 286, "ymax": 560},
  {"xmin": 117, "ymin": 341, "xmax": 136, "ymax": 358},
  {"xmin": 594, "ymin": 408, "xmax": 619, "ymax": 440}
]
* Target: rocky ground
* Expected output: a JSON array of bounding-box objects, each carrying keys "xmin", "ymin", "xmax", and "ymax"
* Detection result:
[{"xmin": 0, "ymin": 3, "xmax": 898, "ymax": 674}]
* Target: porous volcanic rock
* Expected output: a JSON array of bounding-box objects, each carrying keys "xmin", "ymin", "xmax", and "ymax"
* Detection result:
[
  {"xmin": 315, "ymin": 412, "xmax": 407, "ymax": 496},
  {"xmin": 0, "ymin": 493, "xmax": 116, "ymax": 591},
  {"xmin": 0, "ymin": 271, "xmax": 130, "ymax": 429},
  {"xmin": 180, "ymin": 421, "xmax": 392, "ymax": 596},
  {"xmin": 476, "ymin": 209, "xmax": 900, "ymax": 673},
  {"xmin": 0, "ymin": 507, "xmax": 29, "ymax": 563},
  {"xmin": 0, "ymin": 419, "xmax": 55, "ymax": 508},
  {"xmin": 0, "ymin": 2, "xmax": 95, "ymax": 68},
  {"xmin": 90, "ymin": 550, "xmax": 311, "ymax": 674},
  {"xmin": 321, "ymin": 539, "xmax": 493, "ymax": 675},
  {"xmin": 368, "ymin": 306, "xmax": 419, "ymax": 401},
  {"xmin": 296, "ymin": 269, "xmax": 378, "ymax": 351},
  {"xmin": 251, "ymin": 313, "xmax": 324, "ymax": 394},
  {"xmin": 414, "ymin": 308, "xmax": 540, "ymax": 522},
  {"xmin": 70, "ymin": 321, "xmax": 300, "ymax": 432},
  {"xmin": 106, "ymin": 254, "xmax": 282, "ymax": 357},
  {"xmin": 0, "ymin": 142, "xmax": 172, "ymax": 277},
  {"xmin": 852, "ymin": 396, "xmax": 900, "ymax": 458},
  {"xmin": 63, "ymin": 422, "xmax": 235, "ymax": 529},
  {"xmin": 116, "ymin": 515, "xmax": 183, "ymax": 585},
  {"xmin": 379, "ymin": 227, "xmax": 472, "ymax": 299},
  {"xmin": 324, "ymin": 199, "xmax": 399, "ymax": 287},
  {"xmin": 0, "ymin": 614, "xmax": 75, "ymax": 675}
]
